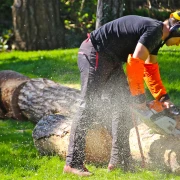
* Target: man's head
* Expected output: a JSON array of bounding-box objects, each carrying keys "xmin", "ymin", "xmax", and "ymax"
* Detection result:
[
  {"xmin": 169, "ymin": 11, "xmax": 180, "ymax": 26},
  {"xmin": 165, "ymin": 11, "xmax": 180, "ymax": 46}
]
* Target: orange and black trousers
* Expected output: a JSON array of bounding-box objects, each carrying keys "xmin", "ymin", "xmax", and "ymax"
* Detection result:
[{"xmin": 66, "ymin": 38, "xmax": 132, "ymax": 170}]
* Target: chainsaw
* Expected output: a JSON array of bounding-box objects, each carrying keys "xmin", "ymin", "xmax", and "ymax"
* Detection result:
[{"xmin": 131, "ymin": 100, "xmax": 180, "ymax": 137}]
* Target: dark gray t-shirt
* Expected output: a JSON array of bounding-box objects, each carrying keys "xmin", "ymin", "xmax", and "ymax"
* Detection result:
[{"xmin": 90, "ymin": 15, "xmax": 163, "ymax": 62}]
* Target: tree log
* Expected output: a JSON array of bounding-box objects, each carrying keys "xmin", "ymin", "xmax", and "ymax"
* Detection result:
[
  {"xmin": 18, "ymin": 78, "xmax": 81, "ymax": 122},
  {"xmin": 0, "ymin": 70, "xmax": 81, "ymax": 121},
  {"xmin": 0, "ymin": 70, "xmax": 29, "ymax": 119},
  {"xmin": 32, "ymin": 114, "xmax": 180, "ymax": 174}
]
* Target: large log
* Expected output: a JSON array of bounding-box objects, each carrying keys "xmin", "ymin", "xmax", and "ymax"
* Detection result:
[
  {"xmin": 0, "ymin": 70, "xmax": 29, "ymax": 120},
  {"xmin": 18, "ymin": 78, "xmax": 81, "ymax": 122},
  {"xmin": 0, "ymin": 70, "xmax": 180, "ymax": 174},
  {"xmin": 32, "ymin": 114, "xmax": 112, "ymax": 164},
  {"xmin": 32, "ymin": 114, "xmax": 180, "ymax": 174},
  {"xmin": 0, "ymin": 70, "xmax": 81, "ymax": 122}
]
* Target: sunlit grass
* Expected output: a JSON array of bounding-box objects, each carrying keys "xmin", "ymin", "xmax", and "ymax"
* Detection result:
[
  {"xmin": 0, "ymin": 46, "xmax": 180, "ymax": 179},
  {"xmin": 0, "ymin": 49, "xmax": 80, "ymax": 89},
  {"xmin": 157, "ymin": 46, "xmax": 180, "ymax": 105},
  {"xmin": 0, "ymin": 121, "xmax": 178, "ymax": 179}
]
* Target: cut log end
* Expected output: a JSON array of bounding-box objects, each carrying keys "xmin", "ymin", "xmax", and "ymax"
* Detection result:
[{"xmin": 0, "ymin": 70, "xmax": 30, "ymax": 120}]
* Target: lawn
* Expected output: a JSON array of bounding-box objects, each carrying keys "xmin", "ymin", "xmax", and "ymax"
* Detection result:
[
  {"xmin": 0, "ymin": 49, "xmax": 80, "ymax": 89},
  {"xmin": 0, "ymin": 46, "xmax": 180, "ymax": 180}
]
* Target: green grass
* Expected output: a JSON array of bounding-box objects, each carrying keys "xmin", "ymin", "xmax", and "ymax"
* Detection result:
[
  {"xmin": 0, "ymin": 49, "xmax": 80, "ymax": 89},
  {"xmin": 0, "ymin": 47, "xmax": 180, "ymax": 179},
  {"xmin": 0, "ymin": 121, "xmax": 179, "ymax": 180},
  {"xmin": 157, "ymin": 46, "xmax": 180, "ymax": 105}
]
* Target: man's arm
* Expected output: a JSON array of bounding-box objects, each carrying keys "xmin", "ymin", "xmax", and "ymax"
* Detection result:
[
  {"xmin": 127, "ymin": 42, "xmax": 173, "ymax": 110},
  {"xmin": 144, "ymin": 55, "xmax": 173, "ymax": 108},
  {"xmin": 133, "ymin": 42, "xmax": 149, "ymax": 60},
  {"xmin": 126, "ymin": 42, "xmax": 149, "ymax": 109},
  {"xmin": 145, "ymin": 54, "xmax": 158, "ymax": 64}
]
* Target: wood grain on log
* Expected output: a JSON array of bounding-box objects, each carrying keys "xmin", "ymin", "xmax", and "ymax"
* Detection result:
[
  {"xmin": 0, "ymin": 71, "xmax": 81, "ymax": 122},
  {"xmin": 18, "ymin": 78, "xmax": 81, "ymax": 122}
]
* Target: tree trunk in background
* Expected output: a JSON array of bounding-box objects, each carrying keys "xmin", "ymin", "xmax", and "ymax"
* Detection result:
[
  {"xmin": 96, "ymin": 0, "xmax": 124, "ymax": 29},
  {"xmin": 12, "ymin": 0, "xmax": 64, "ymax": 50},
  {"xmin": 124, "ymin": 0, "xmax": 134, "ymax": 15}
]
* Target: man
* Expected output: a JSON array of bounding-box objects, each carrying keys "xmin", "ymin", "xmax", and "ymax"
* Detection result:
[{"xmin": 63, "ymin": 12, "xmax": 180, "ymax": 176}]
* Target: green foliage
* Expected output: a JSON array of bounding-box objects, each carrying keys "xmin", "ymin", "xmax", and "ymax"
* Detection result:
[
  {"xmin": 133, "ymin": 8, "xmax": 170, "ymax": 21},
  {"xmin": 1, "ymin": 0, "xmax": 180, "ymax": 49},
  {"xmin": 60, "ymin": 0, "xmax": 97, "ymax": 47},
  {"xmin": 0, "ymin": 0, "xmax": 13, "ymax": 33},
  {"xmin": 60, "ymin": 0, "xmax": 97, "ymax": 31},
  {"xmin": 0, "ymin": 29, "xmax": 13, "ymax": 51}
]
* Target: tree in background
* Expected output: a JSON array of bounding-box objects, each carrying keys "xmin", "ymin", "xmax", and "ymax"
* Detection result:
[
  {"xmin": 0, "ymin": 0, "xmax": 13, "ymax": 33},
  {"xmin": 1, "ymin": 0, "xmax": 180, "ymax": 50},
  {"xmin": 60, "ymin": 0, "xmax": 97, "ymax": 47},
  {"xmin": 96, "ymin": 0, "xmax": 124, "ymax": 29},
  {"xmin": 12, "ymin": 0, "xmax": 64, "ymax": 50}
]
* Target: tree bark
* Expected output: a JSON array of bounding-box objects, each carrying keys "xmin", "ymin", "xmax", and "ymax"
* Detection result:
[
  {"xmin": 0, "ymin": 70, "xmax": 29, "ymax": 120},
  {"xmin": 96, "ymin": 0, "xmax": 124, "ymax": 29},
  {"xmin": 0, "ymin": 70, "xmax": 81, "ymax": 122},
  {"xmin": 12, "ymin": 0, "xmax": 64, "ymax": 50},
  {"xmin": 124, "ymin": 0, "xmax": 133, "ymax": 15},
  {"xmin": 18, "ymin": 78, "xmax": 81, "ymax": 122}
]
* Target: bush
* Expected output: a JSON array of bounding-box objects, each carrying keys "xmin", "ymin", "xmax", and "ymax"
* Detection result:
[
  {"xmin": 0, "ymin": 29, "xmax": 13, "ymax": 51},
  {"xmin": 60, "ymin": 0, "xmax": 97, "ymax": 48},
  {"xmin": 134, "ymin": 8, "xmax": 170, "ymax": 21},
  {"xmin": 0, "ymin": 0, "xmax": 13, "ymax": 34}
]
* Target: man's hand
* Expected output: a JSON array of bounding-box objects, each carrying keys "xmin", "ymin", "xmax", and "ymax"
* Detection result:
[
  {"xmin": 162, "ymin": 100, "xmax": 174, "ymax": 109},
  {"xmin": 162, "ymin": 99, "xmax": 180, "ymax": 117},
  {"xmin": 162, "ymin": 100, "xmax": 180, "ymax": 130}
]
